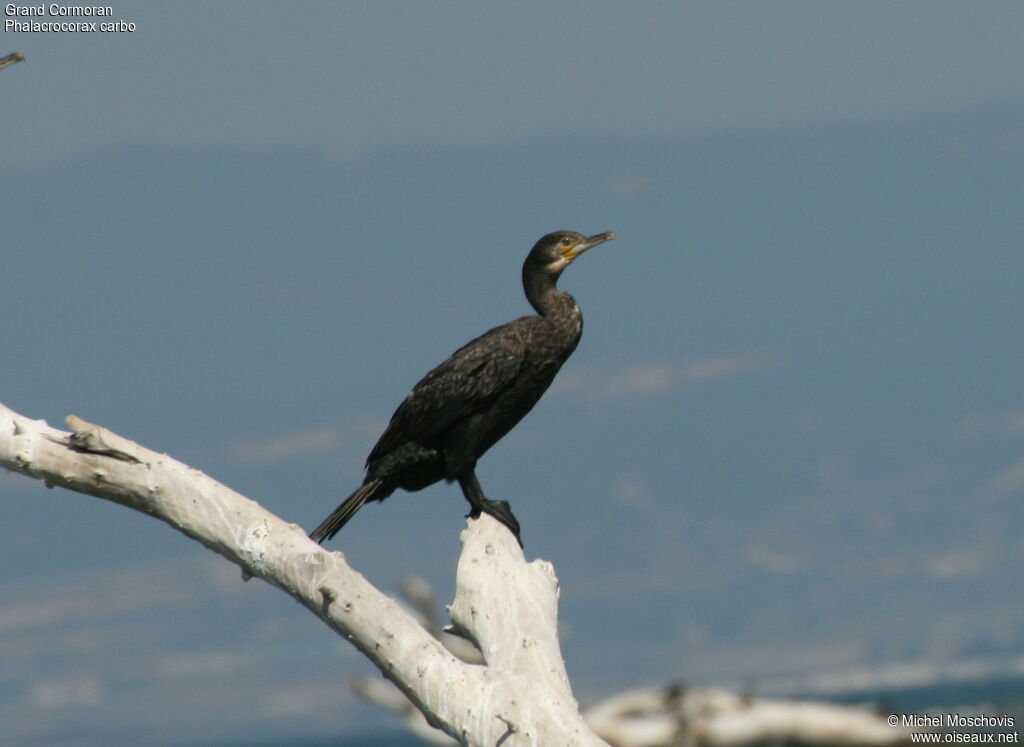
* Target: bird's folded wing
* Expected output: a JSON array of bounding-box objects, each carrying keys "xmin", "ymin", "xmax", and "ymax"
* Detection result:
[{"xmin": 367, "ymin": 318, "xmax": 533, "ymax": 462}]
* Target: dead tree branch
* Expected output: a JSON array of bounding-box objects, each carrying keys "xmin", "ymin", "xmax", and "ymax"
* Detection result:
[{"xmin": 0, "ymin": 402, "xmax": 605, "ymax": 746}]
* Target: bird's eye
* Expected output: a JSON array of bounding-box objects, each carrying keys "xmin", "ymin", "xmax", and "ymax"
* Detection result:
[{"xmin": 560, "ymin": 237, "xmax": 573, "ymax": 246}]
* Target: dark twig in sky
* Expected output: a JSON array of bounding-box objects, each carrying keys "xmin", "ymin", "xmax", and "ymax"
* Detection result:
[{"xmin": 0, "ymin": 53, "xmax": 25, "ymax": 72}]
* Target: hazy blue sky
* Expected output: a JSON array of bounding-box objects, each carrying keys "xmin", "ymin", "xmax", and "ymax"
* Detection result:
[
  {"xmin": 4, "ymin": 3, "xmax": 1024, "ymax": 746},
  {"xmin": 5, "ymin": 2, "xmax": 1024, "ymax": 170}
]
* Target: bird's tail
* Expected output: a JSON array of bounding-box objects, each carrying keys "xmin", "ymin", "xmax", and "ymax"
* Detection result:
[{"xmin": 309, "ymin": 479, "xmax": 384, "ymax": 544}]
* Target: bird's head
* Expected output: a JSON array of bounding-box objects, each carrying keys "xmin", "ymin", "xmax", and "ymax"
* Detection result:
[{"xmin": 525, "ymin": 230, "xmax": 616, "ymax": 277}]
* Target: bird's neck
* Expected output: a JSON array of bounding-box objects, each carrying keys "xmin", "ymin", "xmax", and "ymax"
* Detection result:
[{"xmin": 524, "ymin": 271, "xmax": 573, "ymax": 319}]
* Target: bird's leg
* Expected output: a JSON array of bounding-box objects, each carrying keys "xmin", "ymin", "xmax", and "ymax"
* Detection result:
[{"xmin": 457, "ymin": 470, "xmax": 523, "ymax": 547}]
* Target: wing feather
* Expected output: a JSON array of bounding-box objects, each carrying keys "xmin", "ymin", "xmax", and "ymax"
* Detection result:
[{"xmin": 367, "ymin": 317, "xmax": 534, "ymax": 463}]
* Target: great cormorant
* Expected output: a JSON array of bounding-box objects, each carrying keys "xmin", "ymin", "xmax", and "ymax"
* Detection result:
[{"xmin": 309, "ymin": 230, "xmax": 615, "ymax": 546}]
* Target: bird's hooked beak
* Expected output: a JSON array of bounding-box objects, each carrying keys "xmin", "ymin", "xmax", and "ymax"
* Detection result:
[{"xmin": 561, "ymin": 231, "xmax": 616, "ymax": 261}]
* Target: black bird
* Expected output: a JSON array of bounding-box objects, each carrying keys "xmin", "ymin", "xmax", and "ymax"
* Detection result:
[{"xmin": 310, "ymin": 230, "xmax": 616, "ymax": 546}]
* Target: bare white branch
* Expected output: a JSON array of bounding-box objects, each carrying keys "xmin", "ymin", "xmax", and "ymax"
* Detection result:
[
  {"xmin": 0, "ymin": 402, "xmax": 606, "ymax": 746},
  {"xmin": 585, "ymin": 686, "xmax": 908, "ymax": 746}
]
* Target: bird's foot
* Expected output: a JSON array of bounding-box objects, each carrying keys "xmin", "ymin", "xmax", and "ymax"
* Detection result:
[{"xmin": 467, "ymin": 499, "xmax": 523, "ymax": 547}]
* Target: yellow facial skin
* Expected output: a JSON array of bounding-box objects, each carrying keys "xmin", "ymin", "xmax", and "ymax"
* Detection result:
[{"xmin": 559, "ymin": 236, "xmax": 583, "ymax": 261}]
